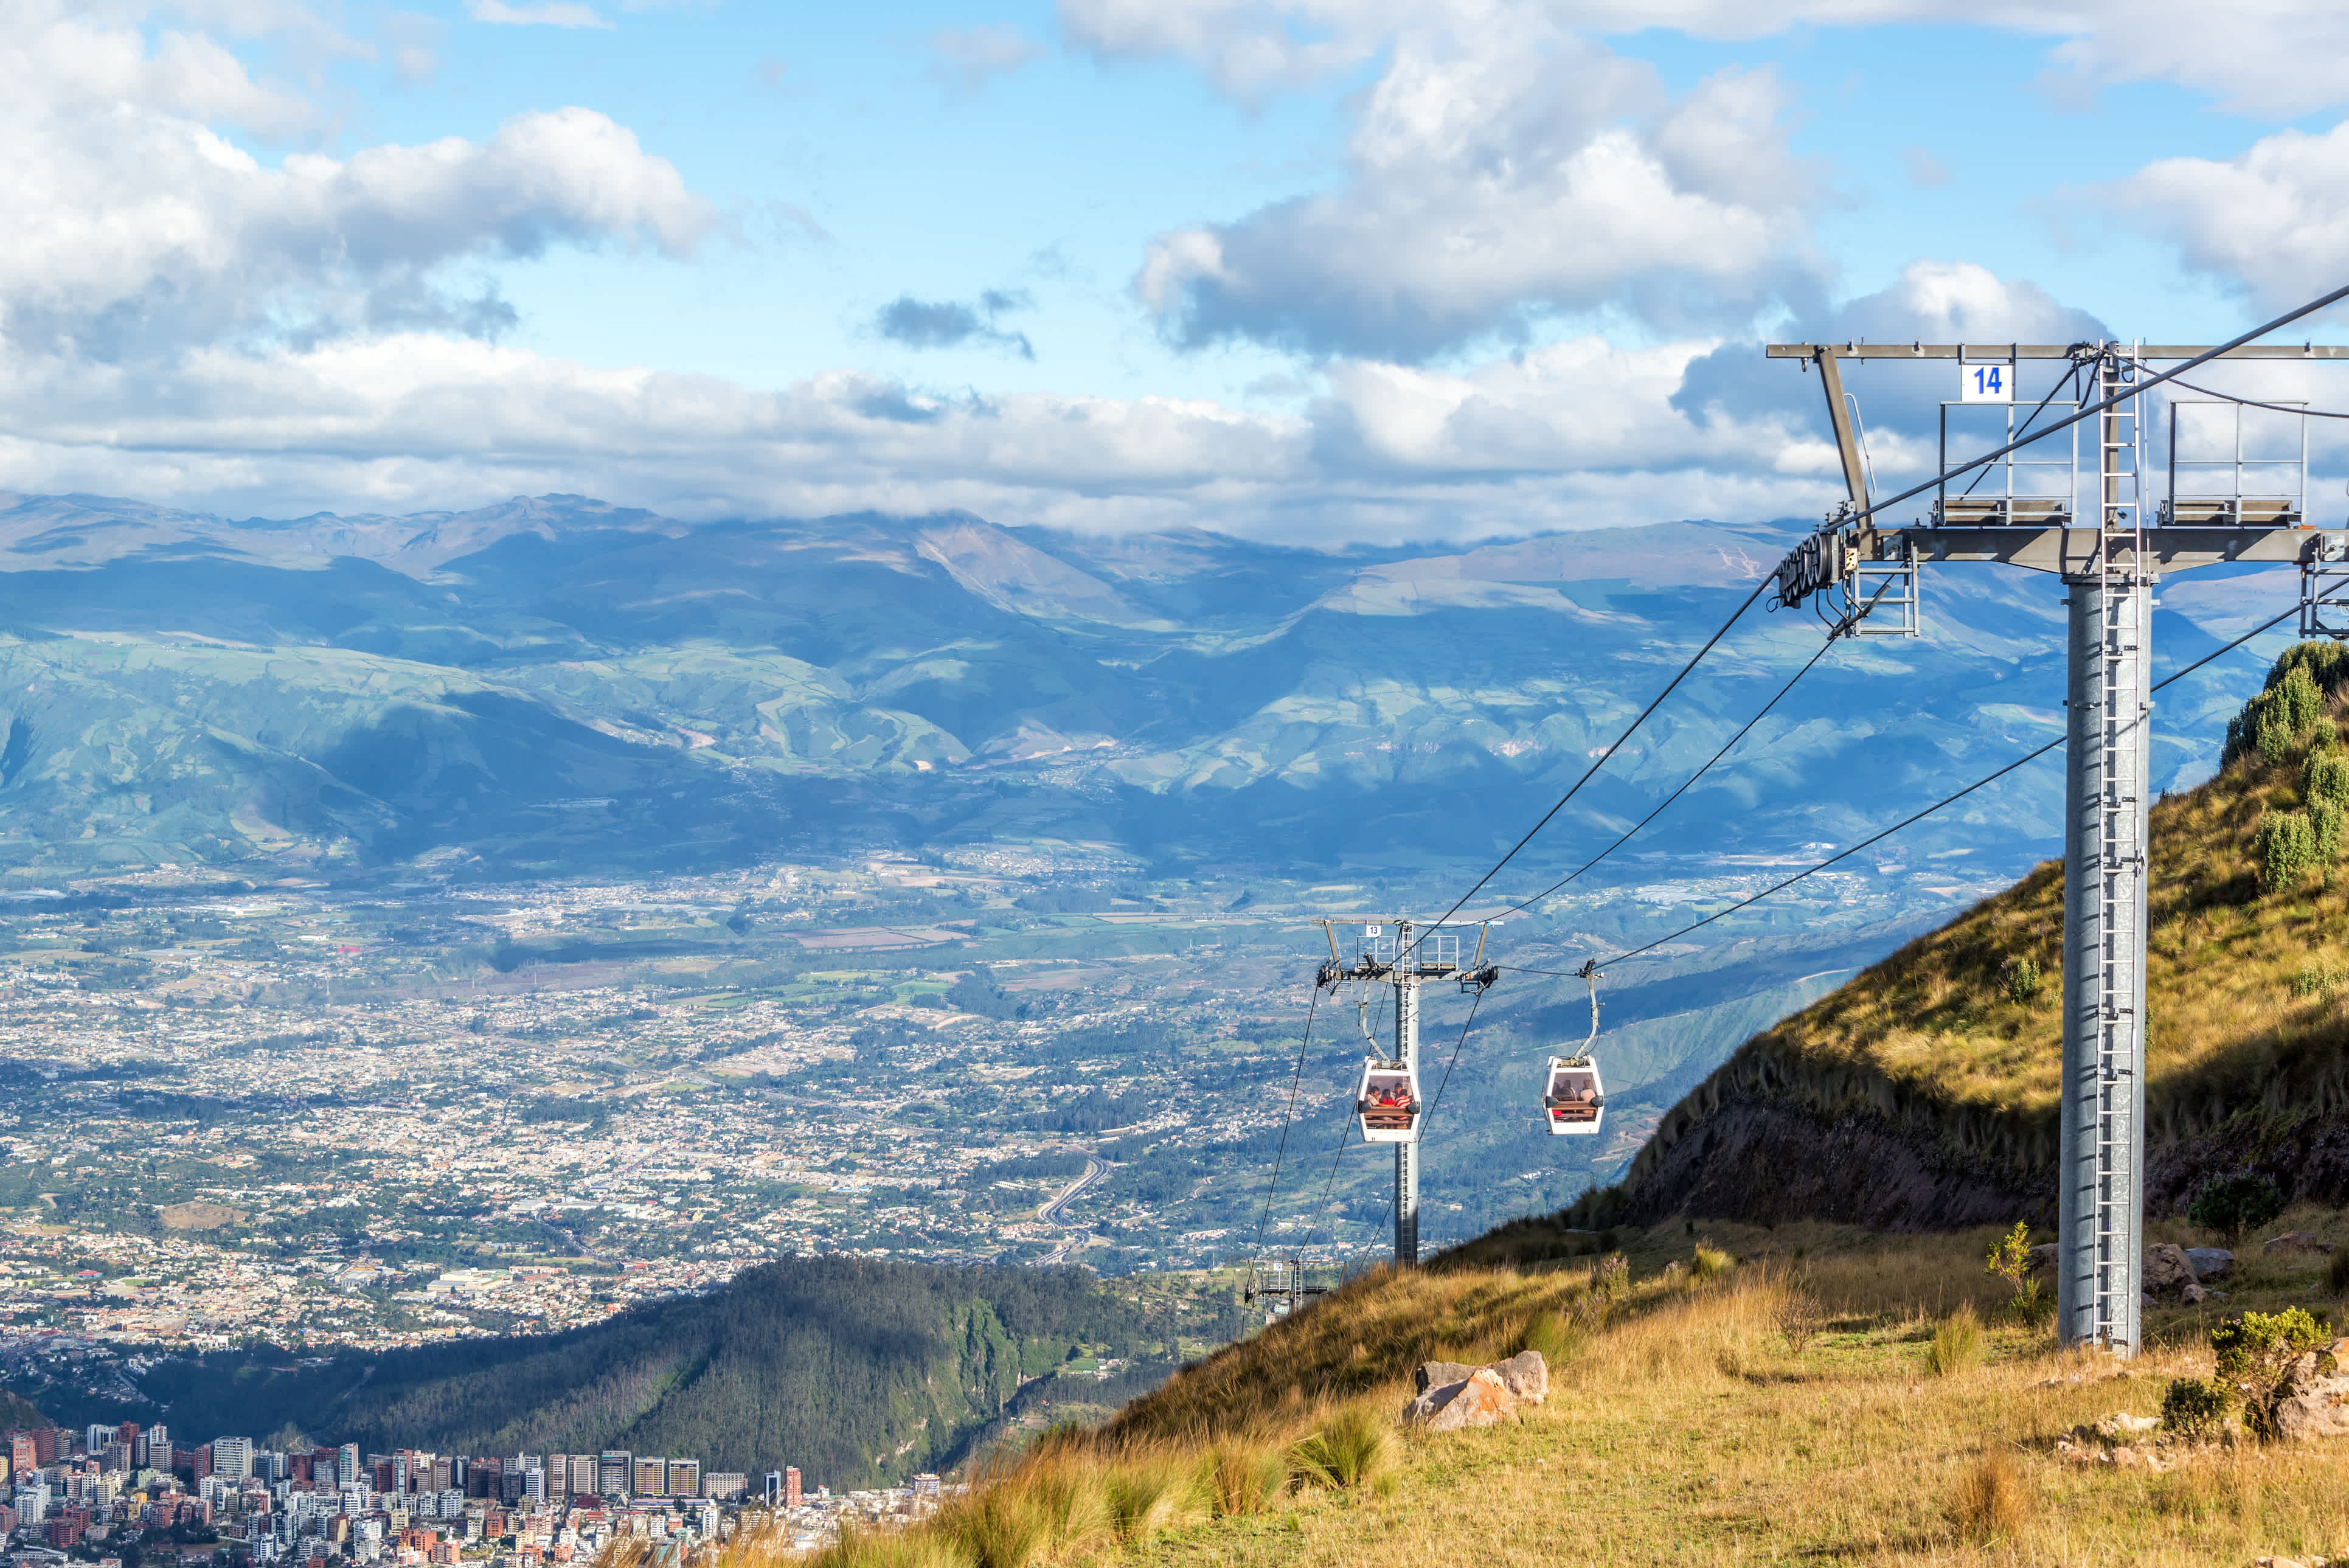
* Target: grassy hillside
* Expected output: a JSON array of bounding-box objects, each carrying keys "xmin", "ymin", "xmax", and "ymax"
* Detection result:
[
  {"xmin": 1567, "ymin": 642, "xmax": 2349, "ymax": 1227},
  {"xmin": 752, "ymin": 1214, "xmax": 2349, "ymax": 1566},
  {"xmin": 109, "ymin": 1258, "xmax": 1156, "ymax": 1488}
]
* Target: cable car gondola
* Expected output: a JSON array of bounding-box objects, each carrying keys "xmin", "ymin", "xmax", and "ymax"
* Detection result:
[
  {"xmin": 1542, "ymin": 1055, "xmax": 1605, "ymax": 1136},
  {"xmin": 1542, "ymin": 959, "xmax": 1606, "ymax": 1136},
  {"xmin": 1355, "ymin": 1060, "xmax": 1421, "ymax": 1144}
]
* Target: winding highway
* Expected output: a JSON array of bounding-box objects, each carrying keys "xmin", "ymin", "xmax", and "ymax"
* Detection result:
[{"xmin": 1035, "ymin": 1155, "xmax": 1109, "ymax": 1264}]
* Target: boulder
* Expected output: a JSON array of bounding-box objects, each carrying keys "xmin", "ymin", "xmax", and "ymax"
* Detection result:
[
  {"xmin": 2266, "ymin": 1347, "xmax": 2349, "ymax": 1442},
  {"xmin": 2028, "ymin": 1243, "xmax": 2058, "ymax": 1275},
  {"xmin": 2143, "ymin": 1243, "xmax": 2196, "ymax": 1296},
  {"xmin": 2263, "ymin": 1230, "xmax": 2335, "ymax": 1256},
  {"xmin": 2182, "ymin": 1281, "xmax": 2207, "ymax": 1306},
  {"xmin": 2183, "ymin": 1247, "xmax": 2235, "ymax": 1280},
  {"xmin": 1413, "ymin": 1361, "xmax": 1480, "ymax": 1395},
  {"xmin": 1488, "ymin": 1350, "xmax": 1549, "ymax": 1405},
  {"xmin": 1401, "ymin": 1368, "xmax": 1518, "ymax": 1432}
]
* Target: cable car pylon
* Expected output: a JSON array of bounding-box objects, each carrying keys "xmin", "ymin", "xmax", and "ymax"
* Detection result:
[
  {"xmin": 1312, "ymin": 917, "xmax": 1493, "ymax": 1266},
  {"xmin": 1764, "ymin": 314, "xmax": 2349, "ymax": 1356}
]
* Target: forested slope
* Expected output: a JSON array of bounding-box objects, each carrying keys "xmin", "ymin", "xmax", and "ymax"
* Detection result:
[
  {"xmin": 1584, "ymin": 642, "xmax": 2349, "ymax": 1230},
  {"xmin": 125, "ymin": 1257, "xmax": 1153, "ymax": 1488}
]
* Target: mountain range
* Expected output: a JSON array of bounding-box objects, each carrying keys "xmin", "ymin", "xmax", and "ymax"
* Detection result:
[{"xmin": 0, "ymin": 490, "xmax": 2300, "ymax": 886}]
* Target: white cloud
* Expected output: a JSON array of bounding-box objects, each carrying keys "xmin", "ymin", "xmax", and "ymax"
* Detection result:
[
  {"xmin": 928, "ymin": 24, "xmax": 1046, "ymax": 94},
  {"xmin": 2101, "ymin": 121, "xmax": 2349, "ymax": 314},
  {"xmin": 1136, "ymin": 10, "xmax": 1825, "ymax": 358},
  {"xmin": 1060, "ymin": 0, "xmax": 2349, "ymax": 117},
  {"xmin": 466, "ymin": 1, "xmax": 613, "ymax": 29},
  {"xmin": 0, "ymin": 5, "xmax": 711, "ymax": 358}
]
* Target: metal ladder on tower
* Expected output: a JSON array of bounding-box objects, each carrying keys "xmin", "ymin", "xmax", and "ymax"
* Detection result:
[{"xmin": 2091, "ymin": 345, "xmax": 2145, "ymax": 1349}]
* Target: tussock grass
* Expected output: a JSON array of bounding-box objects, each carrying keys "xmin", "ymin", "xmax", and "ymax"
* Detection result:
[
  {"xmin": 1946, "ymin": 1448, "xmax": 2027, "ymax": 1543},
  {"xmin": 1927, "ymin": 1301, "xmax": 1987, "ymax": 1377},
  {"xmin": 703, "ymin": 1215, "xmax": 2349, "ymax": 1566}
]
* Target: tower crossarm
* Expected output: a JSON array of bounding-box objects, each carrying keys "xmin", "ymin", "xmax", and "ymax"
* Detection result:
[{"xmin": 1892, "ymin": 525, "xmax": 2347, "ymax": 577}]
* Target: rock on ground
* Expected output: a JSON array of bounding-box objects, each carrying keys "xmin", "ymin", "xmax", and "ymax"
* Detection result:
[
  {"xmin": 2144, "ymin": 1243, "xmax": 2197, "ymax": 1295},
  {"xmin": 2270, "ymin": 1346, "xmax": 2349, "ymax": 1441},
  {"xmin": 2263, "ymin": 1230, "xmax": 2335, "ymax": 1255},
  {"xmin": 1488, "ymin": 1350, "xmax": 1548, "ymax": 1404},
  {"xmin": 2184, "ymin": 1246, "xmax": 2235, "ymax": 1279},
  {"xmin": 1413, "ymin": 1361, "xmax": 1480, "ymax": 1395},
  {"xmin": 1402, "ymin": 1368, "xmax": 1518, "ymax": 1432}
]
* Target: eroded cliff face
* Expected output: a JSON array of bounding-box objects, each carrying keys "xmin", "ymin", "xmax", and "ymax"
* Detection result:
[
  {"xmin": 1607, "ymin": 1088, "xmax": 2349, "ymax": 1232},
  {"xmin": 1613, "ymin": 1099, "xmax": 2047, "ymax": 1231}
]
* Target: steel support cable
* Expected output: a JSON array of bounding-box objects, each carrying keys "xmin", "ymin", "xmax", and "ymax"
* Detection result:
[
  {"xmin": 2161, "ymin": 374, "xmax": 2349, "ymax": 420},
  {"xmin": 1245, "ymin": 985, "xmax": 1320, "ymax": 1289},
  {"xmin": 1502, "ymin": 600, "xmax": 2303, "ymax": 982},
  {"xmin": 1401, "ymin": 282, "xmax": 2349, "ymax": 968},
  {"xmin": 1491, "ymin": 632, "xmax": 1843, "ymax": 923},
  {"xmin": 1820, "ymin": 280, "xmax": 2349, "ymax": 534},
  {"xmin": 1400, "ymin": 573, "xmax": 1774, "ymax": 959}
]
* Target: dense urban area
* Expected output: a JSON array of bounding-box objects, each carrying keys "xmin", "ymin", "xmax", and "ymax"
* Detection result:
[{"xmin": 2, "ymin": 1415, "xmax": 929, "ymax": 1561}]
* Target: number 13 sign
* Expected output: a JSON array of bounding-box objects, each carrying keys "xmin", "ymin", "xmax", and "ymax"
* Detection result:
[{"xmin": 1961, "ymin": 363, "xmax": 2013, "ymax": 403}]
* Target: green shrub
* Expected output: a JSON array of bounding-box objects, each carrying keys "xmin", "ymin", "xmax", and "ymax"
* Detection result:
[
  {"xmin": 2306, "ymin": 748, "xmax": 2349, "ymax": 805},
  {"xmin": 1999, "ymin": 955, "xmax": 2042, "ymax": 1004},
  {"xmin": 2259, "ymin": 809, "xmax": 2317, "ymax": 891},
  {"xmin": 2316, "ymin": 716, "xmax": 2343, "ymax": 754},
  {"xmin": 2212, "ymin": 1306, "xmax": 2333, "ymax": 1440},
  {"xmin": 2317, "ymin": 797, "xmax": 2347, "ymax": 864},
  {"xmin": 2160, "ymin": 1376, "xmax": 2236, "ymax": 1441},
  {"xmin": 2285, "ymin": 663, "xmax": 2325, "ymax": 734},
  {"xmin": 2292, "ymin": 957, "xmax": 2346, "ymax": 999},
  {"xmin": 1289, "ymin": 1406, "xmax": 1392, "ymax": 1491},
  {"xmin": 1690, "ymin": 1243, "xmax": 1733, "ymax": 1282},
  {"xmin": 2187, "ymin": 1172, "xmax": 2285, "ymax": 1240},
  {"xmin": 1926, "ymin": 1302, "xmax": 1985, "ymax": 1377}
]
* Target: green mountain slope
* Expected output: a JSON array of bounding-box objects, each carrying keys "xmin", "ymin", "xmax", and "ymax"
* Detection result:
[
  {"xmin": 1584, "ymin": 642, "xmax": 2349, "ymax": 1230},
  {"xmin": 70, "ymin": 1257, "xmax": 1164, "ymax": 1488}
]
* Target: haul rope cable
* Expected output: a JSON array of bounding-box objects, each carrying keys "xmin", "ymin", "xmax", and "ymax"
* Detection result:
[
  {"xmin": 1289, "ymin": 982, "xmax": 1386, "ymax": 1258},
  {"xmin": 1397, "ymin": 572, "xmax": 1775, "ymax": 960},
  {"xmin": 1244, "ymin": 983, "xmax": 1321, "ymax": 1296},
  {"xmin": 1502, "ymin": 600, "xmax": 2304, "ymax": 983},
  {"xmin": 1400, "ymin": 279, "xmax": 2349, "ymax": 963},
  {"xmin": 2161, "ymin": 375, "xmax": 2349, "ymax": 420},
  {"xmin": 1958, "ymin": 360, "xmax": 2083, "ymax": 499},
  {"xmin": 1490, "ymin": 627, "xmax": 1848, "ymax": 923}
]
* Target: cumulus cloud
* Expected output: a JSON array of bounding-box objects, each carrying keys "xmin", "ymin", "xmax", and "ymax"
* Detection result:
[
  {"xmin": 928, "ymin": 24, "xmax": 1046, "ymax": 94},
  {"xmin": 873, "ymin": 290, "xmax": 1037, "ymax": 359},
  {"xmin": 467, "ymin": 1, "xmax": 613, "ymax": 28},
  {"xmin": 1060, "ymin": 0, "xmax": 2349, "ymax": 117},
  {"xmin": 2100, "ymin": 122, "xmax": 2349, "ymax": 314},
  {"xmin": 1137, "ymin": 12, "xmax": 1827, "ymax": 359},
  {"xmin": 0, "ymin": 6, "xmax": 712, "ymax": 358}
]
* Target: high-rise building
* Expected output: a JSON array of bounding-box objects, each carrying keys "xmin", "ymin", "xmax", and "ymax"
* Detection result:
[
  {"xmin": 631, "ymin": 1458, "xmax": 665, "ymax": 1497},
  {"xmin": 597, "ymin": 1452, "xmax": 631, "ymax": 1498},
  {"xmin": 699, "ymin": 1473, "xmax": 747, "ymax": 1502},
  {"xmin": 762, "ymin": 1472, "xmax": 781, "ymax": 1507},
  {"xmin": 785, "ymin": 1468, "xmax": 802, "ymax": 1510},
  {"xmin": 521, "ymin": 1466, "xmax": 544, "ymax": 1503},
  {"xmin": 32, "ymin": 1428, "xmax": 58, "ymax": 1465},
  {"xmin": 566, "ymin": 1455, "xmax": 595, "ymax": 1497},
  {"xmin": 85, "ymin": 1425, "xmax": 113, "ymax": 1455},
  {"xmin": 664, "ymin": 1460, "xmax": 698, "ymax": 1497},
  {"xmin": 8, "ymin": 1431, "xmax": 36, "ymax": 1477},
  {"xmin": 338, "ymin": 1445, "xmax": 361, "ymax": 1486}
]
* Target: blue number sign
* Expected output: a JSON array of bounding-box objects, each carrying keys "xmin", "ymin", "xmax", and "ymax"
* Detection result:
[{"xmin": 1961, "ymin": 363, "xmax": 2012, "ymax": 403}]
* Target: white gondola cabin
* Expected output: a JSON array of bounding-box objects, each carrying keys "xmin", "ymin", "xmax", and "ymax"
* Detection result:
[
  {"xmin": 1355, "ymin": 1061, "xmax": 1421, "ymax": 1145},
  {"xmin": 1541, "ymin": 1056, "xmax": 1605, "ymax": 1136}
]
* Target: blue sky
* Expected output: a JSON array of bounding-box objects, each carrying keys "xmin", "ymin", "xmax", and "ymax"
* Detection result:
[{"xmin": 9, "ymin": 0, "xmax": 2349, "ymax": 538}]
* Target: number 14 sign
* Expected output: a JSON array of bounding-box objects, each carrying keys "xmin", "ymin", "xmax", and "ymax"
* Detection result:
[{"xmin": 1961, "ymin": 362, "xmax": 2013, "ymax": 403}]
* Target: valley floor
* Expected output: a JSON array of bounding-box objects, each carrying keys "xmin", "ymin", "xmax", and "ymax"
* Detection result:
[{"xmin": 806, "ymin": 1213, "xmax": 2349, "ymax": 1567}]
